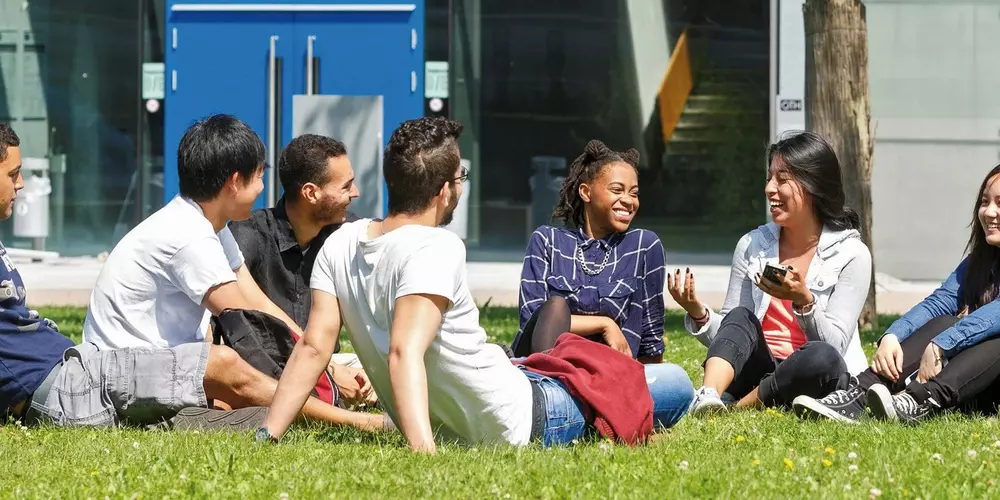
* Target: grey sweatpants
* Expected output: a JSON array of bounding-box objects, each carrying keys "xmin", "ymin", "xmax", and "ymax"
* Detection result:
[{"xmin": 30, "ymin": 342, "xmax": 210, "ymax": 427}]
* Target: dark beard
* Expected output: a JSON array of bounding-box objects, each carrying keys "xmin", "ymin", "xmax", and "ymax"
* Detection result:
[
  {"xmin": 311, "ymin": 198, "xmax": 344, "ymax": 225},
  {"xmin": 440, "ymin": 185, "xmax": 459, "ymax": 226}
]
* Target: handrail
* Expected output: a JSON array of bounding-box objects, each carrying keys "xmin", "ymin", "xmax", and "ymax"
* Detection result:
[{"xmin": 657, "ymin": 28, "xmax": 693, "ymax": 143}]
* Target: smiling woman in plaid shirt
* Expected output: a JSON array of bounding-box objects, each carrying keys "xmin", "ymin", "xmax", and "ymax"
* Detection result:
[{"xmin": 510, "ymin": 140, "xmax": 667, "ymax": 364}]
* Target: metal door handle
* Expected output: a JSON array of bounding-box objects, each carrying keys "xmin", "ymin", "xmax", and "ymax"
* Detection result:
[
  {"xmin": 267, "ymin": 35, "xmax": 282, "ymax": 207},
  {"xmin": 306, "ymin": 35, "xmax": 319, "ymax": 94}
]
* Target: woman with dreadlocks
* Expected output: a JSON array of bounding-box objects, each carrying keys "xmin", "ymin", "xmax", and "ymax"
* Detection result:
[{"xmin": 510, "ymin": 140, "xmax": 668, "ymax": 364}]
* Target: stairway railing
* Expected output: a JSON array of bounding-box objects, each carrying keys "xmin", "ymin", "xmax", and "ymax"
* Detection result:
[{"xmin": 657, "ymin": 27, "xmax": 693, "ymax": 143}]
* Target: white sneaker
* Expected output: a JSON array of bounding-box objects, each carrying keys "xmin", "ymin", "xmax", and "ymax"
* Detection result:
[{"xmin": 690, "ymin": 386, "xmax": 727, "ymax": 416}]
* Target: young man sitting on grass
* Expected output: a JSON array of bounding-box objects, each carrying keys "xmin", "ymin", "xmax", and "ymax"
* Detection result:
[
  {"xmin": 59, "ymin": 115, "xmax": 383, "ymax": 431},
  {"xmin": 229, "ymin": 133, "xmax": 374, "ymax": 407},
  {"xmin": 258, "ymin": 117, "xmax": 694, "ymax": 451}
]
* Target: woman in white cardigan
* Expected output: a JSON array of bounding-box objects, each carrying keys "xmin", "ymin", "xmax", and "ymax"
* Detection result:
[{"xmin": 669, "ymin": 131, "xmax": 872, "ymax": 415}]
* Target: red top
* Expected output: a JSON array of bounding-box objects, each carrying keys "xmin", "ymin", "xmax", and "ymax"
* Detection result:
[{"xmin": 760, "ymin": 299, "xmax": 807, "ymax": 360}]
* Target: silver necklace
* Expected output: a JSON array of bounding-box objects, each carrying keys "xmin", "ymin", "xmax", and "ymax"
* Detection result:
[{"xmin": 576, "ymin": 244, "xmax": 610, "ymax": 276}]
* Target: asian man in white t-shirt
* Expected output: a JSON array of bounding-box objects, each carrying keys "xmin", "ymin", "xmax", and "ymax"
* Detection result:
[{"xmin": 80, "ymin": 114, "xmax": 386, "ymax": 432}]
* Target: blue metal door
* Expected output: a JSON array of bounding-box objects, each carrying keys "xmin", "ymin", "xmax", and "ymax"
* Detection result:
[
  {"xmin": 291, "ymin": 9, "xmax": 423, "ymax": 216},
  {"xmin": 164, "ymin": 1, "xmax": 425, "ymax": 213}
]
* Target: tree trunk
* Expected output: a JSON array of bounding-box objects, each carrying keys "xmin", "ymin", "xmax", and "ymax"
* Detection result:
[{"xmin": 803, "ymin": 0, "xmax": 878, "ymax": 330}]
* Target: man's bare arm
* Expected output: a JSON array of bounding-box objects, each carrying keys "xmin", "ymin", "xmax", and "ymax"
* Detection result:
[
  {"xmin": 388, "ymin": 293, "xmax": 448, "ymax": 454},
  {"xmin": 263, "ymin": 290, "xmax": 344, "ymax": 439}
]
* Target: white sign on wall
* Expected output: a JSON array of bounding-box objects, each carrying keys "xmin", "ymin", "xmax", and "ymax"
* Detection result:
[{"xmin": 776, "ymin": 0, "xmax": 806, "ymax": 138}]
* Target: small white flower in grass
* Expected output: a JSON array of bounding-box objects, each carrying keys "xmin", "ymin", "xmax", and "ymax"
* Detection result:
[
  {"xmin": 104, "ymin": 448, "xmax": 110, "ymax": 455},
  {"xmin": 179, "ymin": 474, "xmax": 187, "ymax": 480},
  {"xmin": 844, "ymin": 484, "xmax": 852, "ymax": 491},
  {"xmin": 849, "ymin": 464, "xmax": 858, "ymax": 472},
  {"xmin": 993, "ymin": 440, "xmax": 1000, "ymax": 448},
  {"xmin": 504, "ymin": 494, "xmax": 511, "ymax": 499},
  {"xmin": 678, "ymin": 460, "xmax": 689, "ymax": 471},
  {"xmin": 870, "ymin": 487, "xmax": 882, "ymax": 498},
  {"xmin": 132, "ymin": 441, "xmax": 140, "ymax": 450},
  {"xmin": 279, "ymin": 493, "xmax": 289, "ymax": 500},
  {"xmin": 598, "ymin": 442, "xmax": 611, "ymax": 452},
  {"xmin": 848, "ymin": 451, "xmax": 858, "ymax": 460},
  {"xmin": 969, "ymin": 450, "xmax": 978, "ymax": 459},
  {"xmin": 932, "ymin": 453, "xmax": 943, "ymax": 463}
]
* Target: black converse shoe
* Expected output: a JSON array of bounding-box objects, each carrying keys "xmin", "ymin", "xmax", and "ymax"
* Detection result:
[
  {"xmin": 791, "ymin": 377, "xmax": 866, "ymax": 424},
  {"xmin": 867, "ymin": 384, "xmax": 940, "ymax": 424}
]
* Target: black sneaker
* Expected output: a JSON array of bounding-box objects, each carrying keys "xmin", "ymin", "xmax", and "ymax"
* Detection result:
[
  {"xmin": 791, "ymin": 378, "xmax": 866, "ymax": 424},
  {"xmin": 867, "ymin": 384, "xmax": 940, "ymax": 424},
  {"xmin": 153, "ymin": 406, "xmax": 268, "ymax": 432}
]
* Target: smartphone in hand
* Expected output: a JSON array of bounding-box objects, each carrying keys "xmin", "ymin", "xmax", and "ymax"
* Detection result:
[{"xmin": 762, "ymin": 263, "xmax": 788, "ymax": 284}]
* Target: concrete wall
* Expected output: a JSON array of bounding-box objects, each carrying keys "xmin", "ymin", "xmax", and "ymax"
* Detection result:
[{"xmin": 867, "ymin": 0, "xmax": 1000, "ymax": 280}]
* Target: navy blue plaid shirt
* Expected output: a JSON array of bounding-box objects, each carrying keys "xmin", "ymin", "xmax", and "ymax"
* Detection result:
[{"xmin": 516, "ymin": 225, "xmax": 667, "ymax": 359}]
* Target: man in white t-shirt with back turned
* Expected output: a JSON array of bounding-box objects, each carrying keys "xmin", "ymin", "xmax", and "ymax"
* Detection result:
[{"xmin": 262, "ymin": 117, "xmax": 534, "ymax": 450}]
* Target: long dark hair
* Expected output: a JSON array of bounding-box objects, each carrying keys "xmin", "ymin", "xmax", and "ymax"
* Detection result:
[
  {"xmin": 766, "ymin": 131, "xmax": 860, "ymax": 231},
  {"xmin": 552, "ymin": 140, "xmax": 640, "ymax": 228},
  {"xmin": 961, "ymin": 164, "xmax": 1000, "ymax": 311}
]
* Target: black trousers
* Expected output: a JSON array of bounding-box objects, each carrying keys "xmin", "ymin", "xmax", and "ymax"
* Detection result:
[
  {"xmin": 706, "ymin": 306, "xmax": 851, "ymax": 407},
  {"xmin": 856, "ymin": 316, "xmax": 1000, "ymax": 414}
]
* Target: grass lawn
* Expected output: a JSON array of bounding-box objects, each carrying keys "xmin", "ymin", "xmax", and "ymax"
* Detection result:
[{"xmin": 5, "ymin": 307, "xmax": 1000, "ymax": 498}]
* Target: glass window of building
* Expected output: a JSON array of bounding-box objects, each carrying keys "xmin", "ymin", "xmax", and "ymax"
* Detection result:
[
  {"xmin": 429, "ymin": 0, "xmax": 770, "ymax": 261},
  {"xmin": 0, "ymin": 0, "xmax": 164, "ymax": 256}
]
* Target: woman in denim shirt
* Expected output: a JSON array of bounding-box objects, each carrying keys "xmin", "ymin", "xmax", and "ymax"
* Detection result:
[
  {"xmin": 511, "ymin": 140, "xmax": 667, "ymax": 363},
  {"xmin": 794, "ymin": 163, "xmax": 1000, "ymax": 424}
]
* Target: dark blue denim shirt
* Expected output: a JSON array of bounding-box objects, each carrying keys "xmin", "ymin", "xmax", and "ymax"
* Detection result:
[
  {"xmin": 515, "ymin": 225, "xmax": 666, "ymax": 359},
  {"xmin": 885, "ymin": 257, "xmax": 1000, "ymax": 357}
]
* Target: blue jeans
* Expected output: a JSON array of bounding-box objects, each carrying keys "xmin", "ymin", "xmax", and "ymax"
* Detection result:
[{"xmin": 520, "ymin": 362, "xmax": 694, "ymax": 446}]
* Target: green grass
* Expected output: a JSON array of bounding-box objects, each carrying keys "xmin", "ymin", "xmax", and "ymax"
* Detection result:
[{"xmin": 4, "ymin": 308, "xmax": 1000, "ymax": 498}]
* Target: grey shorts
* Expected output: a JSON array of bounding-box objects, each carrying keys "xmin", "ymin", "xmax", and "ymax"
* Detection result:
[{"xmin": 30, "ymin": 342, "xmax": 210, "ymax": 427}]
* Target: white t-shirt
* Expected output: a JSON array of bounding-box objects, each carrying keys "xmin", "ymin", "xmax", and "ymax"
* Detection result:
[
  {"xmin": 312, "ymin": 219, "xmax": 533, "ymax": 446},
  {"xmin": 83, "ymin": 196, "xmax": 244, "ymax": 349}
]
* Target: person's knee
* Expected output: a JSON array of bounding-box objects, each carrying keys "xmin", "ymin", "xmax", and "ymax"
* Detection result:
[
  {"xmin": 921, "ymin": 315, "xmax": 960, "ymax": 334},
  {"xmin": 207, "ymin": 344, "xmax": 242, "ymax": 371},
  {"xmin": 719, "ymin": 306, "xmax": 756, "ymax": 332},
  {"xmin": 646, "ymin": 363, "xmax": 695, "ymax": 399},
  {"xmin": 543, "ymin": 296, "xmax": 569, "ymax": 315},
  {"xmin": 796, "ymin": 342, "xmax": 847, "ymax": 376},
  {"xmin": 206, "ymin": 345, "xmax": 261, "ymax": 388}
]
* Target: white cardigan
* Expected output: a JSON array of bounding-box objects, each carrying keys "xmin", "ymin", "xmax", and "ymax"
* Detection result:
[{"xmin": 684, "ymin": 222, "xmax": 872, "ymax": 375}]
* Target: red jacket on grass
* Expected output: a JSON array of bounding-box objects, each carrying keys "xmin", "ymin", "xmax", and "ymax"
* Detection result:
[{"xmin": 515, "ymin": 334, "xmax": 653, "ymax": 445}]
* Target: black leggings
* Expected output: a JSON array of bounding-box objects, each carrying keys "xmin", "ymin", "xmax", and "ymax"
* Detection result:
[
  {"xmin": 856, "ymin": 316, "xmax": 1000, "ymax": 414},
  {"xmin": 511, "ymin": 297, "xmax": 574, "ymax": 358},
  {"xmin": 706, "ymin": 306, "xmax": 851, "ymax": 407}
]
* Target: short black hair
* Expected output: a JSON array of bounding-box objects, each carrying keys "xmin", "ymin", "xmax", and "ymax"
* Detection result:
[
  {"xmin": 177, "ymin": 114, "xmax": 266, "ymax": 202},
  {"xmin": 384, "ymin": 117, "xmax": 463, "ymax": 216},
  {"xmin": 279, "ymin": 134, "xmax": 348, "ymax": 199},
  {"xmin": 0, "ymin": 123, "xmax": 20, "ymax": 162}
]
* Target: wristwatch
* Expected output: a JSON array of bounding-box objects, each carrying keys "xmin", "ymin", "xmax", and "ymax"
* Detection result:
[{"xmin": 255, "ymin": 426, "xmax": 278, "ymax": 443}]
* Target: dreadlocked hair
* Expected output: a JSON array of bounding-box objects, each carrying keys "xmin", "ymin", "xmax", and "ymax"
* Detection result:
[{"xmin": 551, "ymin": 139, "xmax": 640, "ymax": 228}]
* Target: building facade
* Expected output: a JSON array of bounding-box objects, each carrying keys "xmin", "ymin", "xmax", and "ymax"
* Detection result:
[{"xmin": 0, "ymin": 0, "xmax": 994, "ymax": 281}]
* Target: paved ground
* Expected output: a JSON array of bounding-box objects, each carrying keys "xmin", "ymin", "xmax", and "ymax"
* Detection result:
[{"xmin": 15, "ymin": 254, "xmax": 940, "ymax": 315}]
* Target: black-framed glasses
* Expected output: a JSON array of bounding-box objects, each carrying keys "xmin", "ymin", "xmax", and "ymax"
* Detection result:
[{"xmin": 454, "ymin": 166, "xmax": 469, "ymax": 183}]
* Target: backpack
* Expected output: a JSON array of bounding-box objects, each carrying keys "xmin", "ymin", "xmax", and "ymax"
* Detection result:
[{"xmin": 210, "ymin": 308, "xmax": 341, "ymax": 407}]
